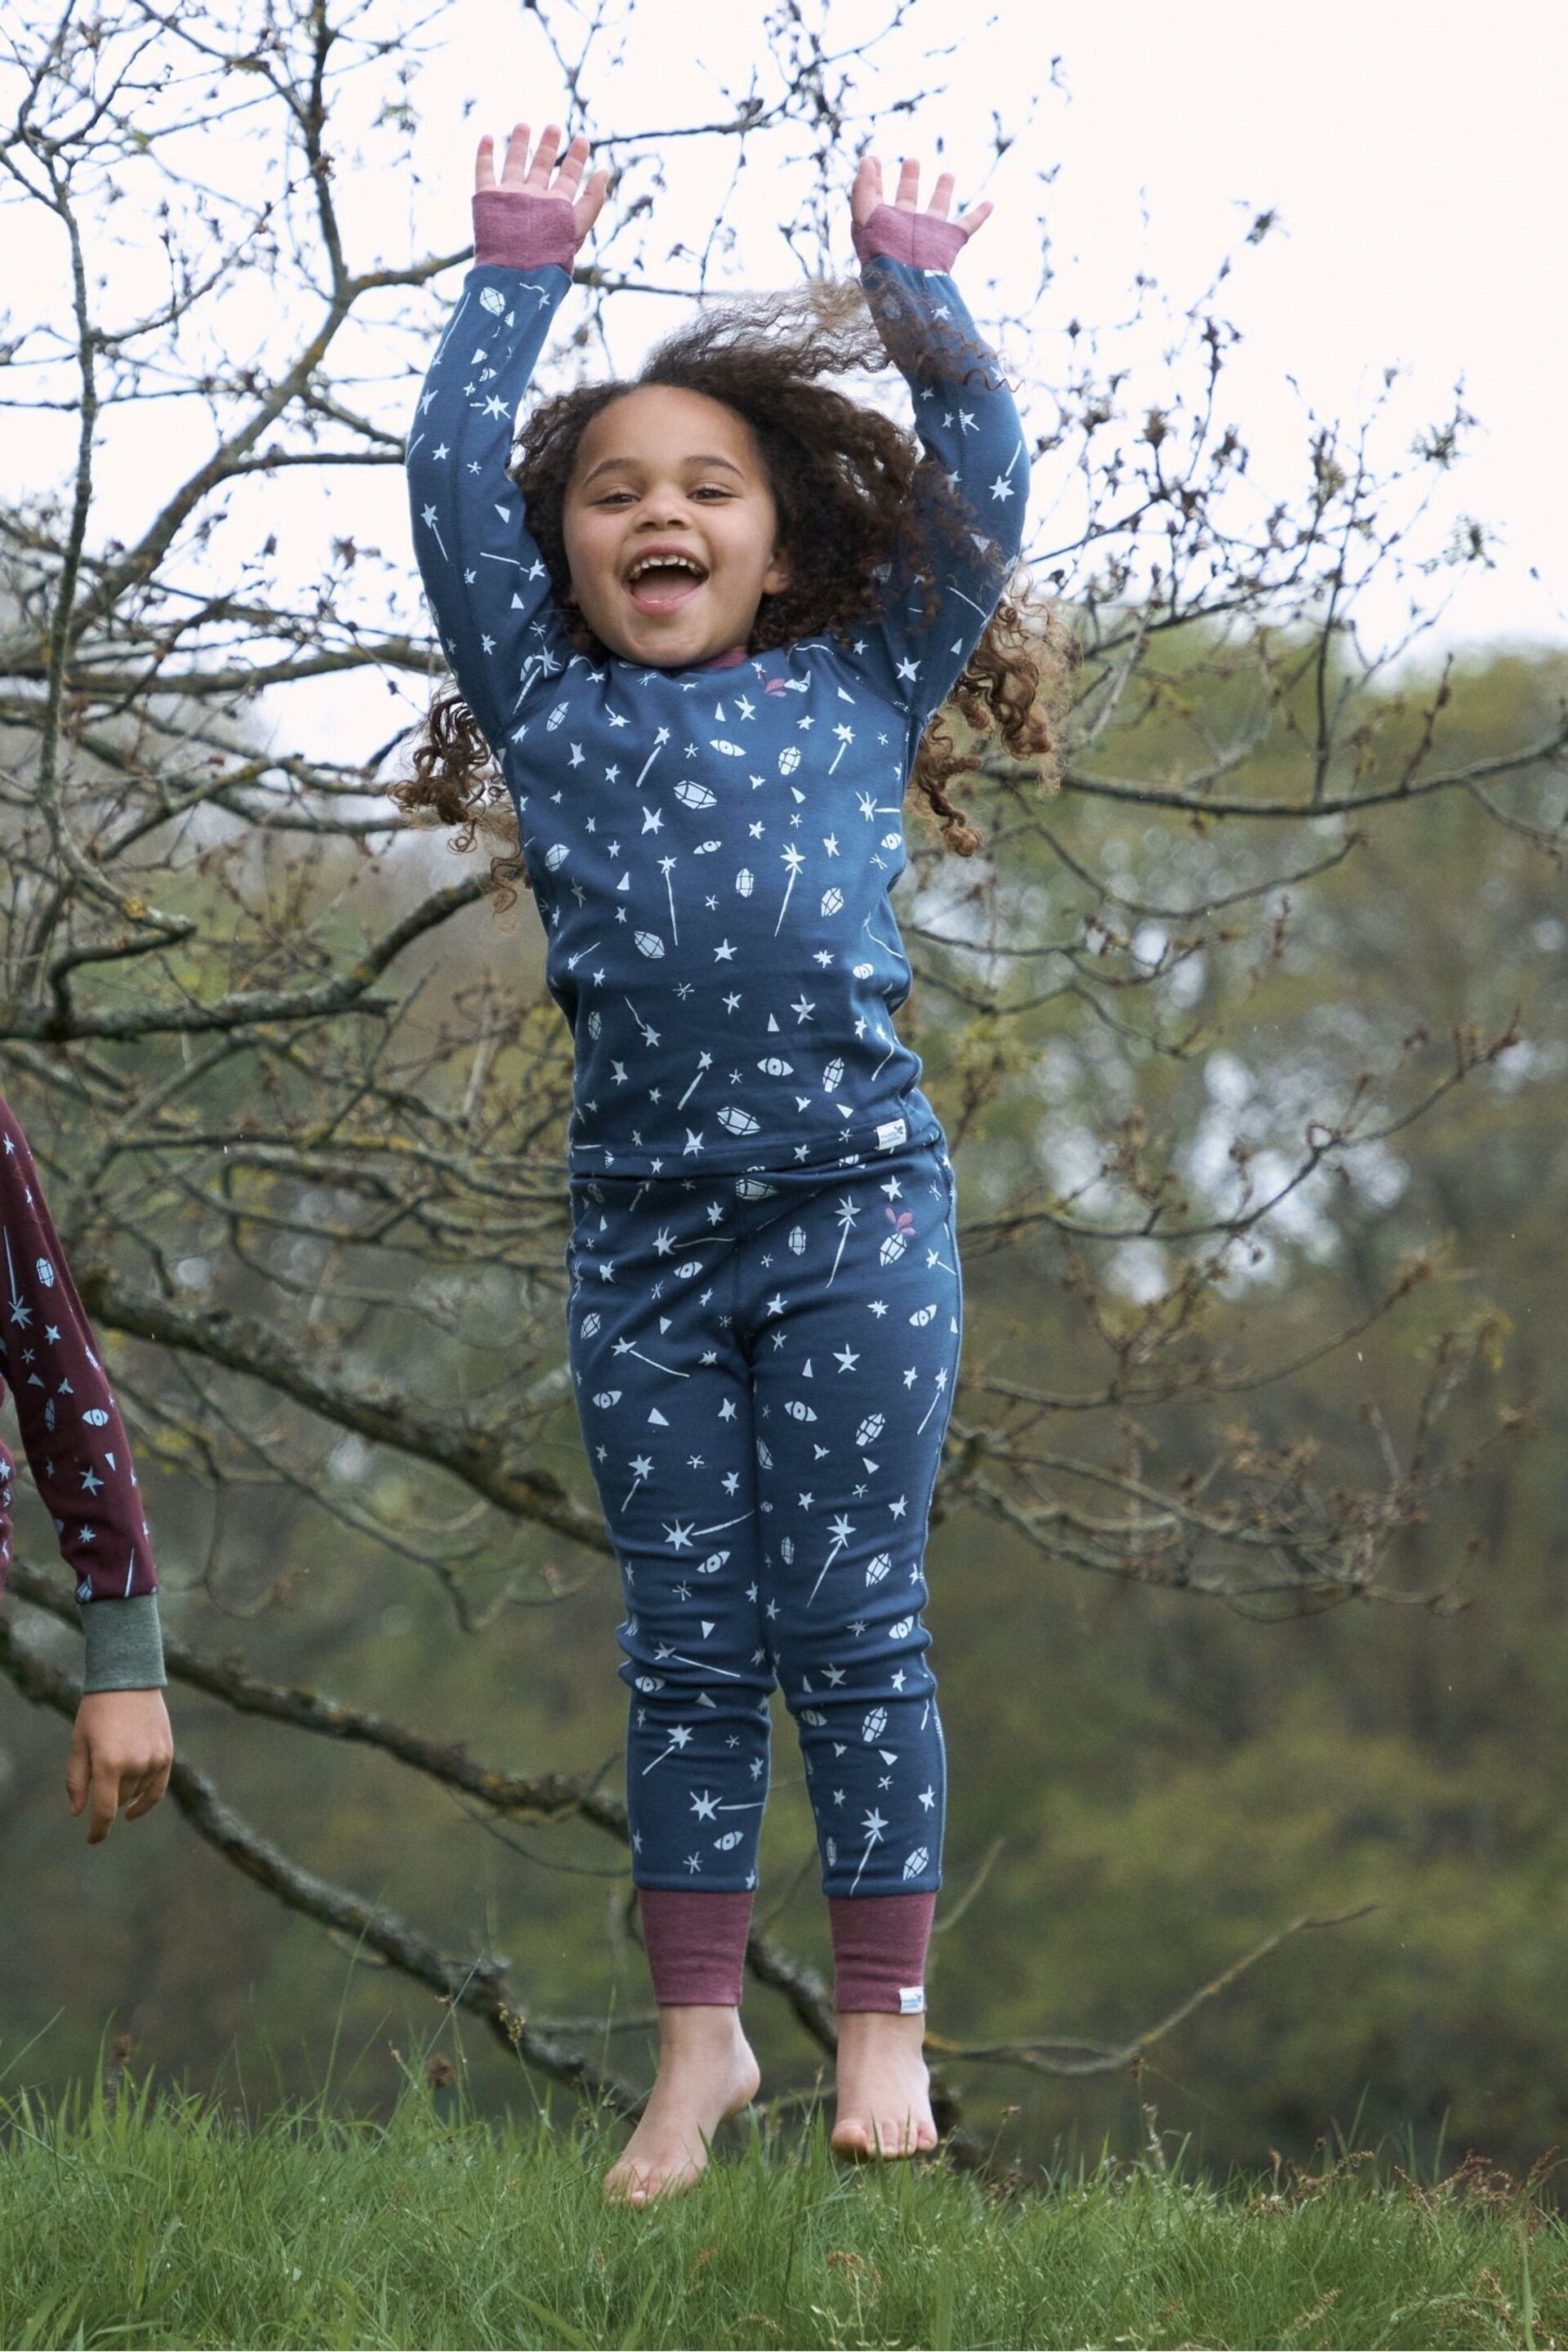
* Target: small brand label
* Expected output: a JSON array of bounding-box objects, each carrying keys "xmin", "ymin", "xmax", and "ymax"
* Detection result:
[
  {"xmin": 899, "ymin": 1985, "xmax": 925, "ymax": 2014},
  {"xmin": 875, "ymin": 1117, "xmax": 908, "ymax": 1150}
]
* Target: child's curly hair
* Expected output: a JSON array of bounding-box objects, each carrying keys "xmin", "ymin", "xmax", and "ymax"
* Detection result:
[{"xmin": 395, "ymin": 283, "xmax": 1071, "ymax": 906}]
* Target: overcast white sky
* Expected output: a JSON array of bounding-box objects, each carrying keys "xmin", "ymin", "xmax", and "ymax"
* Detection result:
[
  {"xmin": 395, "ymin": 0, "xmax": 1566, "ymax": 648},
  {"xmin": 11, "ymin": 0, "xmax": 1565, "ymax": 768}
]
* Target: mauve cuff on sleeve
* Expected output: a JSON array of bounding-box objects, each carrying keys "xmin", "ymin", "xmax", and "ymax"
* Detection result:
[
  {"xmin": 852, "ymin": 203, "xmax": 967, "ymax": 274},
  {"xmin": 471, "ymin": 189, "xmax": 578, "ymax": 274},
  {"xmin": 80, "ymin": 1593, "xmax": 167, "ymax": 1694}
]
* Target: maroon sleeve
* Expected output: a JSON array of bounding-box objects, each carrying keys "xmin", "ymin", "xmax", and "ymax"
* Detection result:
[{"xmin": 0, "ymin": 1094, "xmax": 157, "ymax": 1606}]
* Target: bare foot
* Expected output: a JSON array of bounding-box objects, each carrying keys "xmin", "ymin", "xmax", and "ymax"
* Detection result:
[
  {"xmin": 831, "ymin": 2009, "xmax": 939, "ymax": 2161},
  {"xmin": 604, "ymin": 2005, "xmax": 761, "ymax": 2207}
]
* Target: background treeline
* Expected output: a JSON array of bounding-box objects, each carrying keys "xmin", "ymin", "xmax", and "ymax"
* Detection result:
[{"xmin": 5, "ymin": 635, "xmax": 1564, "ymax": 2180}]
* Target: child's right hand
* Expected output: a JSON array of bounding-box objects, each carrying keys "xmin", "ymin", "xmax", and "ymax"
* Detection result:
[
  {"xmin": 472, "ymin": 121, "xmax": 609, "ymax": 269},
  {"xmin": 67, "ymin": 1689, "xmax": 174, "ymax": 1845},
  {"xmin": 850, "ymin": 152, "xmax": 991, "ymax": 273}
]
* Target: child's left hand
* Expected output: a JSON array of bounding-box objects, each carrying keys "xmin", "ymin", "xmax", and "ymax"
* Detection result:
[{"xmin": 850, "ymin": 153, "xmax": 992, "ymax": 270}]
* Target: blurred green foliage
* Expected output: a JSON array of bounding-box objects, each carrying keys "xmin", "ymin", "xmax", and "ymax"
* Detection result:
[{"xmin": 5, "ymin": 638, "xmax": 1566, "ymax": 2183}]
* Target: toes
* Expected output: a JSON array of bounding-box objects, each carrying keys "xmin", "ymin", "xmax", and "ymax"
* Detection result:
[
  {"xmin": 604, "ymin": 2154, "xmax": 702, "ymax": 2204},
  {"xmin": 831, "ymin": 2109, "xmax": 938, "ymax": 2162}
]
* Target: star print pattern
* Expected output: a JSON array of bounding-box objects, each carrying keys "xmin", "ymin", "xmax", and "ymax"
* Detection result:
[
  {"xmin": 407, "ymin": 252, "xmax": 1029, "ymax": 1183},
  {"xmin": 0, "ymin": 1095, "xmax": 158, "ymax": 1615},
  {"xmin": 564, "ymin": 1141, "xmax": 960, "ymax": 1895}
]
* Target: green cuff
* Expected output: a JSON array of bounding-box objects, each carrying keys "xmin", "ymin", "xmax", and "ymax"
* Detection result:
[{"xmin": 78, "ymin": 1593, "xmax": 167, "ymax": 1694}]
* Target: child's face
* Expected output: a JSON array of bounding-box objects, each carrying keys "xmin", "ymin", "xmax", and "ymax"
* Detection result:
[{"xmin": 562, "ymin": 385, "xmax": 791, "ymax": 666}]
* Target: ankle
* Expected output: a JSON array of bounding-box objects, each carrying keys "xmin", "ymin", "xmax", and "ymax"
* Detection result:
[
  {"xmin": 656, "ymin": 2002, "xmax": 747, "ymax": 2056},
  {"xmin": 835, "ymin": 2007, "xmax": 927, "ymax": 2041}
]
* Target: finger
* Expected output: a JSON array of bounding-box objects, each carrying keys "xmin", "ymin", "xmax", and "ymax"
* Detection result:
[
  {"xmin": 925, "ymin": 170, "xmax": 956, "ymax": 220},
  {"xmin": 474, "ymin": 131, "xmax": 497, "ymax": 196},
  {"xmin": 65, "ymin": 1725, "xmax": 90, "ymax": 1817},
  {"xmin": 134, "ymin": 1738, "xmax": 176, "ymax": 1816},
  {"xmin": 499, "ymin": 121, "xmax": 532, "ymax": 189},
  {"xmin": 851, "ymin": 153, "xmax": 881, "ymax": 222},
  {"xmin": 526, "ymin": 122, "xmax": 564, "ymax": 190},
  {"xmin": 554, "ymin": 131, "xmax": 590, "ymax": 193},
  {"xmin": 142, "ymin": 1753, "xmax": 175, "ymax": 1818},
  {"xmin": 895, "ymin": 155, "xmax": 921, "ymax": 211},
  {"xmin": 122, "ymin": 1766, "xmax": 163, "ymax": 1823},
  {"xmin": 87, "ymin": 1756, "xmax": 121, "ymax": 1845},
  {"xmin": 574, "ymin": 167, "xmax": 611, "ymax": 238},
  {"xmin": 953, "ymin": 198, "xmax": 993, "ymax": 241}
]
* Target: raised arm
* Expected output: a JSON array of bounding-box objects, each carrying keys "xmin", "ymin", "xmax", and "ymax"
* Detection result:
[
  {"xmin": 847, "ymin": 155, "xmax": 1031, "ymax": 727},
  {"xmin": 406, "ymin": 122, "xmax": 609, "ymax": 755}
]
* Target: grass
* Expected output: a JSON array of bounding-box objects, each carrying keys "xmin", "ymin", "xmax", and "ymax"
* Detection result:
[{"xmin": 0, "ymin": 2060, "xmax": 1564, "ymax": 2348}]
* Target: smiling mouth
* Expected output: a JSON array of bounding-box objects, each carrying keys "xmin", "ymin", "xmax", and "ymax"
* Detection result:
[{"xmin": 624, "ymin": 552, "xmax": 709, "ymax": 616}]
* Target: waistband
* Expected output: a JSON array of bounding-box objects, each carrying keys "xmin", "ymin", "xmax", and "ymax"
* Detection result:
[{"xmin": 568, "ymin": 1125, "xmax": 951, "ymax": 1218}]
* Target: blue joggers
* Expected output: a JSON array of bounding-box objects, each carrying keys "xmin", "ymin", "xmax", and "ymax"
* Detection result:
[{"xmin": 565, "ymin": 1136, "xmax": 961, "ymax": 1898}]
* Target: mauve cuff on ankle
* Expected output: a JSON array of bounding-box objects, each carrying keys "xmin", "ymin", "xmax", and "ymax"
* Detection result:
[
  {"xmin": 829, "ymin": 1891, "xmax": 938, "ymax": 2014},
  {"xmin": 471, "ymin": 189, "xmax": 579, "ymax": 274},
  {"xmin": 852, "ymin": 202, "xmax": 967, "ymax": 273},
  {"xmin": 638, "ymin": 1886, "xmax": 754, "ymax": 2007}
]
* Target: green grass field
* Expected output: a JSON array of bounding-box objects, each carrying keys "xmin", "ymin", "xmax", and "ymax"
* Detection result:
[{"xmin": 1, "ymin": 2064, "xmax": 1561, "ymax": 2350}]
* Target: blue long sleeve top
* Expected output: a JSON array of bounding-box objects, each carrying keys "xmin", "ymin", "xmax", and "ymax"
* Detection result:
[{"xmin": 407, "ymin": 252, "xmax": 1029, "ymax": 1180}]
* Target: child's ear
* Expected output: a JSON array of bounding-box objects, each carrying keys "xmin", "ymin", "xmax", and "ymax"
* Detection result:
[{"xmin": 762, "ymin": 546, "xmax": 793, "ymax": 596}]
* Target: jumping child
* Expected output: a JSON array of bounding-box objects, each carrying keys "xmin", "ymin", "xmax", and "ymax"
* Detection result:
[{"xmin": 402, "ymin": 118, "xmax": 1051, "ymax": 2204}]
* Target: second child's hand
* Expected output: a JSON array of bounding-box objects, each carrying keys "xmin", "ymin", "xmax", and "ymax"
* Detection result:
[
  {"xmin": 851, "ymin": 153, "xmax": 993, "ymax": 249},
  {"xmin": 474, "ymin": 119, "xmax": 609, "ymax": 243}
]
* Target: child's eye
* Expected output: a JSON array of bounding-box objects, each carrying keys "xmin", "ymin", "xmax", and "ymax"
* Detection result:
[{"xmin": 692, "ymin": 485, "xmax": 733, "ymax": 501}]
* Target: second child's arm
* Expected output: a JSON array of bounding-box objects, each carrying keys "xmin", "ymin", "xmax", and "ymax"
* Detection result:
[
  {"xmin": 406, "ymin": 122, "xmax": 608, "ymax": 757},
  {"xmin": 847, "ymin": 154, "xmax": 1031, "ymax": 731},
  {"xmin": 0, "ymin": 1094, "xmax": 173, "ymax": 1842}
]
